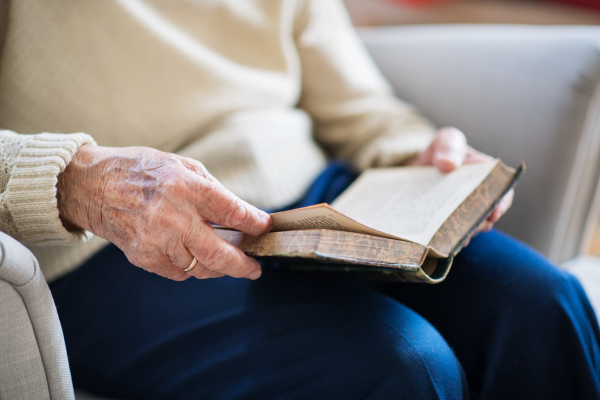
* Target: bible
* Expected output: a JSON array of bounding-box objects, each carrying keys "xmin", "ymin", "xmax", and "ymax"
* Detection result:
[{"xmin": 216, "ymin": 159, "xmax": 524, "ymax": 283}]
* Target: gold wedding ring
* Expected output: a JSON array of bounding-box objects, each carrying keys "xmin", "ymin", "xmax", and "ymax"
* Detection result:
[{"xmin": 184, "ymin": 257, "xmax": 198, "ymax": 272}]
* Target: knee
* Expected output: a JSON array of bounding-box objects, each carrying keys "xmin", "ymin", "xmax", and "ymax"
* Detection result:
[
  {"xmin": 461, "ymin": 231, "xmax": 586, "ymax": 323},
  {"xmin": 388, "ymin": 316, "xmax": 466, "ymax": 400},
  {"xmin": 335, "ymin": 310, "xmax": 466, "ymax": 400},
  {"xmin": 494, "ymin": 261, "xmax": 588, "ymax": 332}
]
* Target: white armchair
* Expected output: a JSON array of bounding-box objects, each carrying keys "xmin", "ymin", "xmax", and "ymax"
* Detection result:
[{"xmin": 1, "ymin": 24, "xmax": 600, "ymax": 399}]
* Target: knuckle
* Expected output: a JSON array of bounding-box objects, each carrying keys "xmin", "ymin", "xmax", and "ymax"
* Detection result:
[
  {"xmin": 177, "ymin": 155, "xmax": 208, "ymax": 175},
  {"xmin": 203, "ymin": 246, "xmax": 252, "ymax": 277},
  {"xmin": 162, "ymin": 153, "xmax": 183, "ymax": 166},
  {"xmin": 226, "ymin": 201, "xmax": 249, "ymax": 228},
  {"xmin": 203, "ymin": 245, "xmax": 232, "ymax": 271},
  {"xmin": 447, "ymin": 126, "xmax": 466, "ymax": 140},
  {"xmin": 438, "ymin": 127, "xmax": 467, "ymax": 148}
]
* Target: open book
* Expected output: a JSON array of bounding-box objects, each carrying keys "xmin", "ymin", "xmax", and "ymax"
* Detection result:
[{"xmin": 216, "ymin": 159, "xmax": 524, "ymax": 283}]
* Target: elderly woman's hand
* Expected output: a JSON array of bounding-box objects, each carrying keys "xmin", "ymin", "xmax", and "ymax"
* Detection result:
[
  {"xmin": 57, "ymin": 145, "xmax": 272, "ymax": 281},
  {"xmin": 409, "ymin": 127, "xmax": 514, "ymax": 245}
]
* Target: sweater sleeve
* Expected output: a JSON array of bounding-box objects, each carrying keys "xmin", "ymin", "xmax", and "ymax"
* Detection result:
[
  {"xmin": 0, "ymin": 130, "xmax": 96, "ymax": 245},
  {"xmin": 294, "ymin": 0, "xmax": 436, "ymax": 170}
]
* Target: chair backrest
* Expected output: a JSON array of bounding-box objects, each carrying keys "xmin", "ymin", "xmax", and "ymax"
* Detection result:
[{"xmin": 361, "ymin": 25, "xmax": 600, "ymax": 264}]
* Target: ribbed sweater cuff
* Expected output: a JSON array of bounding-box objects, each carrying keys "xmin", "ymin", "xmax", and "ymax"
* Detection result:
[{"xmin": 7, "ymin": 133, "xmax": 97, "ymax": 245}]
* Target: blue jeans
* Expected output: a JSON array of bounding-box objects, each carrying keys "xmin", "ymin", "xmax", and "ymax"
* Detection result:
[{"xmin": 50, "ymin": 162, "xmax": 600, "ymax": 399}]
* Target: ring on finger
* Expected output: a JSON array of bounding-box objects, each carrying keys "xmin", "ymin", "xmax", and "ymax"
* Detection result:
[{"xmin": 183, "ymin": 257, "xmax": 198, "ymax": 272}]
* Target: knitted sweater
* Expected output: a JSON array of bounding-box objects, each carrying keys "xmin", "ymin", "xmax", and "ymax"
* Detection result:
[{"xmin": 0, "ymin": 0, "xmax": 435, "ymax": 282}]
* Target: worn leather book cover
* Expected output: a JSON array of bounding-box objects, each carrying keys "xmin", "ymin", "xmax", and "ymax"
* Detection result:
[{"xmin": 216, "ymin": 160, "xmax": 524, "ymax": 283}]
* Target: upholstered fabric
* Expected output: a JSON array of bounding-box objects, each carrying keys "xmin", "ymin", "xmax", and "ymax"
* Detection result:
[
  {"xmin": 360, "ymin": 24, "xmax": 600, "ymax": 263},
  {"xmin": 0, "ymin": 231, "xmax": 74, "ymax": 400},
  {"xmin": 0, "ymin": 282, "xmax": 50, "ymax": 400}
]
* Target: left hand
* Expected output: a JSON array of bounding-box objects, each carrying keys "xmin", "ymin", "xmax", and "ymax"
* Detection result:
[{"xmin": 408, "ymin": 127, "xmax": 514, "ymax": 246}]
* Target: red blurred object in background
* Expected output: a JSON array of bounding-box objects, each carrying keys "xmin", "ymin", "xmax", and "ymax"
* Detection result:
[
  {"xmin": 543, "ymin": 0, "xmax": 600, "ymax": 12},
  {"xmin": 385, "ymin": 0, "xmax": 600, "ymax": 12}
]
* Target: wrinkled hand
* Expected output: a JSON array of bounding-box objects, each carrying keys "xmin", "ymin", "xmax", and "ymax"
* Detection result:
[
  {"xmin": 57, "ymin": 145, "xmax": 272, "ymax": 281},
  {"xmin": 408, "ymin": 127, "xmax": 514, "ymax": 245}
]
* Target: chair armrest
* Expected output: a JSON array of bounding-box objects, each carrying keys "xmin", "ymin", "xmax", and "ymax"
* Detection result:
[
  {"xmin": 0, "ymin": 232, "xmax": 74, "ymax": 400},
  {"xmin": 361, "ymin": 25, "xmax": 600, "ymax": 263}
]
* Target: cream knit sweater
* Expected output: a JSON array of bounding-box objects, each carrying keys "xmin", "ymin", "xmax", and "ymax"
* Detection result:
[{"xmin": 0, "ymin": 0, "xmax": 435, "ymax": 282}]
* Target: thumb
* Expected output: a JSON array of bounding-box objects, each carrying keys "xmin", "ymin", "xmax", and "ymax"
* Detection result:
[{"xmin": 432, "ymin": 127, "xmax": 468, "ymax": 173}]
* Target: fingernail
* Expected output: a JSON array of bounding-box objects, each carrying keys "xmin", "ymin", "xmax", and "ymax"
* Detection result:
[
  {"xmin": 258, "ymin": 210, "xmax": 271, "ymax": 224},
  {"xmin": 435, "ymin": 152, "xmax": 462, "ymax": 172},
  {"xmin": 248, "ymin": 269, "xmax": 262, "ymax": 280},
  {"xmin": 261, "ymin": 213, "xmax": 273, "ymax": 232}
]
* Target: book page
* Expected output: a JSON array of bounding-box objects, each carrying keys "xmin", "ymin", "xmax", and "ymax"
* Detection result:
[
  {"xmin": 330, "ymin": 160, "xmax": 499, "ymax": 245},
  {"xmin": 270, "ymin": 204, "xmax": 408, "ymax": 241}
]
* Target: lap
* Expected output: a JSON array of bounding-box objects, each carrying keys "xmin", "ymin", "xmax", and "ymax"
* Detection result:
[{"xmin": 50, "ymin": 244, "xmax": 465, "ymax": 400}]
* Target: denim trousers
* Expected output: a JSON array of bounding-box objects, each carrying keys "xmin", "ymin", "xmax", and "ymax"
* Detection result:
[{"xmin": 50, "ymin": 161, "xmax": 600, "ymax": 400}]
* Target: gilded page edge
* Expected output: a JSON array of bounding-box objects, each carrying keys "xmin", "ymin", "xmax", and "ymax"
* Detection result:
[{"xmin": 428, "ymin": 162, "xmax": 526, "ymax": 258}]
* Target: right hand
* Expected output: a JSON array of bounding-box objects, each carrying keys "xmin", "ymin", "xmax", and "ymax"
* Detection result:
[
  {"xmin": 408, "ymin": 127, "xmax": 514, "ymax": 246},
  {"xmin": 57, "ymin": 144, "xmax": 272, "ymax": 281}
]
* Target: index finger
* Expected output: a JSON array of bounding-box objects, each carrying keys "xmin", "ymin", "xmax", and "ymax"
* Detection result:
[{"xmin": 193, "ymin": 178, "xmax": 272, "ymax": 237}]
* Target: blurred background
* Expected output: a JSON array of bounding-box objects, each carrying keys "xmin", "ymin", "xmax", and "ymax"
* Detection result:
[{"xmin": 343, "ymin": 0, "xmax": 600, "ymax": 26}]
